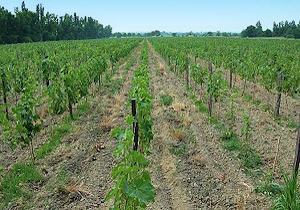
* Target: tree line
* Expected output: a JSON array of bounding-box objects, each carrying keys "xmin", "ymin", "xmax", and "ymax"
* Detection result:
[
  {"xmin": 0, "ymin": 1, "xmax": 112, "ymax": 44},
  {"xmin": 241, "ymin": 20, "xmax": 300, "ymax": 39}
]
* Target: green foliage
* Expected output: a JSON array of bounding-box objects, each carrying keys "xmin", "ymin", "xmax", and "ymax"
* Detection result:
[
  {"xmin": 225, "ymin": 93, "xmax": 237, "ymax": 131},
  {"xmin": 129, "ymin": 46, "xmax": 153, "ymax": 152},
  {"xmin": 150, "ymin": 37, "xmax": 300, "ymax": 98},
  {"xmin": 160, "ymin": 94, "xmax": 173, "ymax": 106},
  {"xmin": 13, "ymin": 77, "xmax": 41, "ymax": 159},
  {"xmin": 241, "ymin": 112, "xmax": 251, "ymax": 141},
  {"xmin": 238, "ymin": 143, "xmax": 262, "ymax": 169},
  {"xmin": 48, "ymin": 73, "xmax": 67, "ymax": 114},
  {"xmin": 110, "ymin": 78, "xmax": 124, "ymax": 94},
  {"xmin": 194, "ymin": 99, "xmax": 208, "ymax": 113},
  {"xmin": 190, "ymin": 63, "xmax": 207, "ymax": 88},
  {"xmin": 107, "ymin": 43, "xmax": 155, "ymax": 209},
  {"xmin": 0, "ymin": 163, "xmax": 43, "ymax": 207},
  {"xmin": 36, "ymin": 122, "xmax": 72, "ymax": 159},
  {"xmin": 107, "ymin": 127, "xmax": 155, "ymax": 209},
  {"xmin": 0, "ymin": 2, "xmax": 113, "ymax": 45},
  {"xmin": 206, "ymin": 69, "xmax": 227, "ymax": 102},
  {"xmin": 273, "ymin": 174, "xmax": 300, "ymax": 210},
  {"xmin": 221, "ymin": 131, "xmax": 241, "ymax": 151},
  {"xmin": 170, "ymin": 143, "xmax": 187, "ymax": 156},
  {"xmin": 256, "ymin": 173, "xmax": 282, "ymax": 197}
]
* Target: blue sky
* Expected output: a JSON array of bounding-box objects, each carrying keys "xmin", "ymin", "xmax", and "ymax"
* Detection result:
[{"xmin": 0, "ymin": 0, "xmax": 299, "ymax": 33}]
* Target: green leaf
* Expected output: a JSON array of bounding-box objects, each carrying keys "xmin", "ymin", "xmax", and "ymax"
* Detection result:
[
  {"xmin": 124, "ymin": 172, "xmax": 155, "ymax": 205},
  {"xmin": 126, "ymin": 115, "xmax": 134, "ymax": 125}
]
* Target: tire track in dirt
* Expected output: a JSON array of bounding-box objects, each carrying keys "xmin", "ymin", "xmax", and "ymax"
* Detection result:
[
  {"xmin": 30, "ymin": 45, "xmax": 142, "ymax": 210},
  {"xmin": 148, "ymin": 43, "xmax": 270, "ymax": 209}
]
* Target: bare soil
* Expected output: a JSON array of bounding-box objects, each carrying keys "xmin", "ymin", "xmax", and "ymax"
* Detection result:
[{"xmin": 148, "ymin": 43, "xmax": 270, "ymax": 209}]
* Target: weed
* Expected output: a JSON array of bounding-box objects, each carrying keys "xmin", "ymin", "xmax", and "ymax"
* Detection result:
[
  {"xmin": 36, "ymin": 122, "xmax": 72, "ymax": 159},
  {"xmin": 244, "ymin": 93, "xmax": 253, "ymax": 102},
  {"xmin": 170, "ymin": 128, "xmax": 185, "ymax": 141},
  {"xmin": 287, "ymin": 119, "xmax": 299, "ymax": 130},
  {"xmin": 195, "ymin": 100, "xmax": 208, "ymax": 113},
  {"xmin": 170, "ymin": 143, "xmax": 187, "ymax": 156},
  {"xmin": 76, "ymin": 100, "xmax": 91, "ymax": 117},
  {"xmin": 160, "ymin": 94, "xmax": 173, "ymax": 106},
  {"xmin": 0, "ymin": 163, "xmax": 42, "ymax": 206},
  {"xmin": 241, "ymin": 112, "xmax": 251, "ymax": 141},
  {"xmin": 209, "ymin": 116, "xmax": 225, "ymax": 131},
  {"xmin": 221, "ymin": 131, "xmax": 241, "ymax": 151},
  {"xmin": 273, "ymin": 174, "xmax": 300, "ymax": 210},
  {"xmin": 256, "ymin": 173, "xmax": 282, "ymax": 197},
  {"xmin": 238, "ymin": 143, "xmax": 262, "ymax": 169},
  {"xmin": 110, "ymin": 78, "xmax": 123, "ymax": 94}
]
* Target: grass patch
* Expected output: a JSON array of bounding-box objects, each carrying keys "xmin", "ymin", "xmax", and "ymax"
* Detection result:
[
  {"xmin": 160, "ymin": 94, "xmax": 173, "ymax": 106},
  {"xmin": 221, "ymin": 131, "xmax": 241, "ymax": 151},
  {"xmin": 75, "ymin": 100, "xmax": 91, "ymax": 118},
  {"xmin": 170, "ymin": 143, "xmax": 187, "ymax": 156},
  {"xmin": 36, "ymin": 122, "xmax": 72, "ymax": 159},
  {"xmin": 56, "ymin": 167, "xmax": 70, "ymax": 192},
  {"xmin": 286, "ymin": 118, "xmax": 299, "ymax": 130},
  {"xmin": 0, "ymin": 163, "xmax": 43, "ymax": 207},
  {"xmin": 45, "ymin": 166, "xmax": 70, "ymax": 195},
  {"xmin": 109, "ymin": 78, "xmax": 124, "ymax": 94},
  {"xmin": 208, "ymin": 116, "xmax": 226, "ymax": 131},
  {"xmin": 243, "ymin": 93, "xmax": 253, "ymax": 102},
  {"xmin": 255, "ymin": 173, "xmax": 282, "ymax": 197},
  {"xmin": 238, "ymin": 143, "xmax": 262, "ymax": 169},
  {"xmin": 195, "ymin": 100, "xmax": 208, "ymax": 113},
  {"xmin": 273, "ymin": 174, "xmax": 300, "ymax": 209},
  {"xmin": 260, "ymin": 103, "xmax": 272, "ymax": 112},
  {"xmin": 36, "ymin": 100, "xmax": 90, "ymax": 160}
]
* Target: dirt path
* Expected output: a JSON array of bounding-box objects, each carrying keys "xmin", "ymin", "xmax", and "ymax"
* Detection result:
[
  {"xmin": 148, "ymin": 43, "xmax": 270, "ymax": 209},
  {"xmin": 148, "ymin": 44, "xmax": 196, "ymax": 210},
  {"xmin": 29, "ymin": 45, "xmax": 142, "ymax": 210},
  {"xmin": 192, "ymin": 58, "xmax": 298, "ymax": 181},
  {"xmin": 215, "ymin": 89, "xmax": 298, "ymax": 178}
]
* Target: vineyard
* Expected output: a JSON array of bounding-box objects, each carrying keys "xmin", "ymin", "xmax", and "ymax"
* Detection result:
[{"xmin": 0, "ymin": 37, "xmax": 299, "ymax": 209}]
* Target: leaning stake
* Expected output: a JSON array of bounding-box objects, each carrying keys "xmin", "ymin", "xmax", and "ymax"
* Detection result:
[{"xmin": 293, "ymin": 114, "xmax": 300, "ymax": 175}]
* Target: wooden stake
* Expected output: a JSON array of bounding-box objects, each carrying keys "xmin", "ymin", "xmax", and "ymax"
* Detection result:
[
  {"xmin": 274, "ymin": 71, "xmax": 283, "ymax": 117},
  {"xmin": 131, "ymin": 99, "xmax": 139, "ymax": 151},
  {"xmin": 293, "ymin": 114, "xmax": 300, "ymax": 175},
  {"xmin": 272, "ymin": 136, "xmax": 281, "ymax": 175},
  {"xmin": 208, "ymin": 62, "xmax": 213, "ymax": 117}
]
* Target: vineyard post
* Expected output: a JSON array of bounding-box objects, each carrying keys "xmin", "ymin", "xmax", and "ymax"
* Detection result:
[
  {"xmin": 293, "ymin": 114, "xmax": 300, "ymax": 175},
  {"xmin": 274, "ymin": 71, "xmax": 283, "ymax": 117},
  {"xmin": 30, "ymin": 137, "xmax": 36, "ymax": 162},
  {"xmin": 1, "ymin": 69, "xmax": 9, "ymax": 120},
  {"xmin": 186, "ymin": 58, "xmax": 190, "ymax": 89},
  {"xmin": 208, "ymin": 62, "xmax": 213, "ymax": 117},
  {"xmin": 229, "ymin": 70, "xmax": 233, "ymax": 89},
  {"xmin": 131, "ymin": 99, "xmax": 139, "ymax": 151},
  {"xmin": 68, "ymin": 99, "xmax": 73, "ymax": 119}
]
